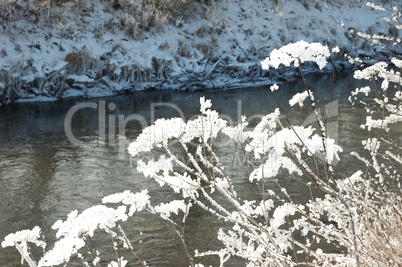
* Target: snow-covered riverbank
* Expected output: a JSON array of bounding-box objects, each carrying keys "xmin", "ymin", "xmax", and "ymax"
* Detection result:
[{"xmin": 0, "ymin": 0, "xmax": 400, "ymax": 104}]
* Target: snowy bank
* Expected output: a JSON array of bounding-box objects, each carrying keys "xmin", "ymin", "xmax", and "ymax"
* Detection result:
[{"xmin": 0, "ymin": 0, "xmax": 400, "ymax": 104}]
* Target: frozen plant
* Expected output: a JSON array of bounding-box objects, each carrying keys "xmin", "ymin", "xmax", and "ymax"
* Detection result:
[
  {"xmin": 1, "ymin": 187, "xmax": 197, "ymax": 266},
  {"xmin": 3, "ymin": 192, "xmax": 145, "ymax": 266},
  {"xmin": 125, "ymin": 41, "xmax": 401, "ymax": 266},
  {"xmin": 2, "ymin": 18, "xmax": 401, "ymax": 266},
  {"xmin": 260, "ymin": 40, "xmax": 330, "ymax": 70},
  {"xmin": 1, "ymin": 226, "xmax": 45, "ymax": 266}
]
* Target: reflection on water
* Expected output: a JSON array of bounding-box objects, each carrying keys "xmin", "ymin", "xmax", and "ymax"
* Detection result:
[{"xmin": 0, "ymin": 73, "xmax": 398, "ymax": 266}]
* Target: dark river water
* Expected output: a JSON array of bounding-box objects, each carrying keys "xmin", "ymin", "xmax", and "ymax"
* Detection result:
[{"xmin": 0, "ymin": 73, "xmax": 397, "ymax": 266}]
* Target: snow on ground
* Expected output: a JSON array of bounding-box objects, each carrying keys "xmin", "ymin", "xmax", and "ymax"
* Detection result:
[{"xmin": 0, "ymin": 0, "xmax": 400, "ymax": 104}]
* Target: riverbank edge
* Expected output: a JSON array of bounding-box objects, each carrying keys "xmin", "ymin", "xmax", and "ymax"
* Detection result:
[
  {"xmin": 1, "ymin": 56, "xmax": 378, "ymax": 105},
  {"xmin": 1, "ymin": 0, "xmax": 400, "ymax": 105}
]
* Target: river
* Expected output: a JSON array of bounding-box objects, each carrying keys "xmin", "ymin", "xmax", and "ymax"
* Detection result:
[{"xmin": 0, "ymin": 72, "xmax": 395, "ymax": 266}]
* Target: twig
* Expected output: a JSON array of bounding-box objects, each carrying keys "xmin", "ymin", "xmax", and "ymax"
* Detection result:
[
  {"xmin": 286, "ymin": 216, "xmax": 299, "ymax": 266},
  {"xmin": 107, "ymin": 227, "xmax": 120, "ymax": 267},
  {"xmin": 117, "ymin": 224, "xmax": 146, "ymax": 266}
]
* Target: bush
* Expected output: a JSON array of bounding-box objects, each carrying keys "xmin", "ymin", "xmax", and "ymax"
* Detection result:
[{"xmin": 64, "ymin": 46, "xmax": 101, "ymax": 75}]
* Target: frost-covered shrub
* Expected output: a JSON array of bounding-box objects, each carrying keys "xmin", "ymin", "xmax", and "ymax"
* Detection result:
[
  {"xmin": 0, "ymin": 59, "xmax": 37, "ymax": 102},
  {"xmin": 64, "ymin": 47, "xmax": 101, "ymax": 76},
  {"xmin": 124, "ymin": 41, "xmax": 401, "ymax": 266},
  {"xmin": 0, "ymin": 59, "xmax": 69, "ymax": 103},
  {"xmin": 151, "ymin": 57, "xmax": 173, "ymax": 79},
  {"xmin": 0, "ymin": 70, "xmax": 22, "ymax": 103},
  {"xmin": 121, "ymin": 3, "xmax": 168, "ymax": 37},
  {"xmin": 110, "ymin": 64, "xmax": 154, "ymax": 84}
]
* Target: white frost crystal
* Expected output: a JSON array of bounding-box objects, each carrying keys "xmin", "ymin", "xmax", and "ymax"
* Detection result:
[
  {"xmin": 107, "ymin": 257, "xmax": 128, "ymax": 267},
  {"xmin": 332, "ymin": 46, "xmax": 340, "ymax": 53},
  {"xmin": 154, "ymin": 200, "xmax": 191, "ymax": 219},
  {"xmin": 127, "ymin": 117, "xmax": 186, "ymax": 157},
  {"xmin": 261, "ymin": 41, "xmax": 330, "ymax": 70},
  {"xmin": 2, "ymin": 226, "xmax": 45, "ymax": 249},
  {"xmin": 391, "ymin": 57, "xmax": 402, "ymax": 68},
  {"xmin": 270, "ymin": 83, "xmax": 279, "ymax": 92},
  {"xmin": 103, "ymin": 189, "xmax": 151, "ymax": 215},
  {"xmin": 38, "ymin": 205, "xmax": 128, "ymax": 266},
  {"xmin": 2, "ymin": 226, "xmax": 45, "ymax": 265},
  {"xmin": 289, "ymin": 90, "xmax": 310, "ymax": 108}
]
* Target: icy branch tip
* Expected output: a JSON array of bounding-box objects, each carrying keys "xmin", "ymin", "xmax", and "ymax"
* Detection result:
[
  {"xmin": 270, "ymin": 84, "xmax": 279, "ymax": 92},
  {"xmin": 332, "ymin": 46, "xmax": 340, "ymax": 53},
  {"xmin": 261, "ymin": 41, "xmax": 330, "ymax": 70},
  {"xmin": 200, "ymin": 96, "xmax": 212, "ymax": 113},
  {"xmin": 2, "ymin": 226, "xmax": 45, "ymax": 249}
]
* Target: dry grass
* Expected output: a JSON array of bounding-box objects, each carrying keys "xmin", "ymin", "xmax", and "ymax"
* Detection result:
[
  {"xmin": 64, "ymin": 46, "xmax": 100, "ymax": 75},
  {"xmin": 177, "ymin": 40, "xmax": 193, "ymax": 58}
]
